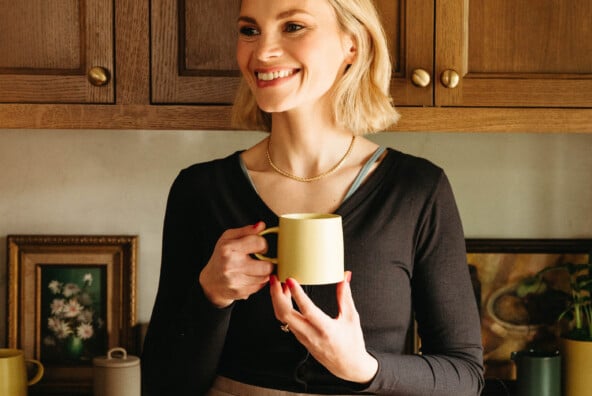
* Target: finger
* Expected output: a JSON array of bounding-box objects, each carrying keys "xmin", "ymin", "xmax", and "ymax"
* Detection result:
[
  {"xmin": 269, "ymin": 275, "xmax": 290, "ymax": 302},
  {"xmin": 218, "ymin": 231, "xmax": 268, "ymax": 259},
  {"xmin": 220, "ymin": 221, "xmax": 266, "ymax": 241},
  {"xmin": 336, "ymin": 271, "xmax": 356, "ymax": 319},
  {"xmin": 285, "ymin": 278, "xmax": 327, "ymax": 326},
  {"xmin": 243, "ymin": 256, "xmax": 275, "ymax": 277},
  {"xmin": 270, "ymin": 276, "xmax": 295, "ymax": 320},
  {"xmin": 269, "ymin": 274, "xmax": 282, "ymax": 295}
]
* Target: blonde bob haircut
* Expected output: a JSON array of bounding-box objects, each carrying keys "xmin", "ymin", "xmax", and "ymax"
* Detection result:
[{"xmin": 231, "ymin": 0, "xmax": 400, "ymax": 135}]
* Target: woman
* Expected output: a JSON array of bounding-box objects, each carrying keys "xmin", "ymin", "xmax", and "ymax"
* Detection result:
[{"xmin": 141, "ymin": 0, "xmax": 484, "ymax": 395}]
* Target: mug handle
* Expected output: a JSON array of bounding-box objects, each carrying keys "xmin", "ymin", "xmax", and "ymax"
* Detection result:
[
  {"xmin": 254, "ymin": 227, "xmax": 279, "ymax": 263},
  {"xmin": 26, "ymin": 358, "xmax": 44, "ymax": 386}
]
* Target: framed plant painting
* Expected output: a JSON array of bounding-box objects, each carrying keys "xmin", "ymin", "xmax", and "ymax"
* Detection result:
[
  {"xmin": 7, "ymin": 235, "xmax": 137, "ymax": 394},
  {"xmin": 465, "ymin": 239, "xmax": 592, "ymax": 381}
]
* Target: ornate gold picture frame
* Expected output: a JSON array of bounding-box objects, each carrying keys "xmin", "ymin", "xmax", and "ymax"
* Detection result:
[{"xmin": 7, "ymin": 235, "xmax": 137, "ymax": 394}]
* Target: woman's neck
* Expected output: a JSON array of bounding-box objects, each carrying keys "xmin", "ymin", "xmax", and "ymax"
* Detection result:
[{"xmin": 268, "ymin": 111, "xmax": 355, "ymax": 178}]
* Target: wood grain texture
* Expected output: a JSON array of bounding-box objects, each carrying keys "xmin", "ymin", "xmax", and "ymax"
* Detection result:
[
  {"xmin": 150, "ymin": 0, "xmax": 241, "ymax": 104},
  {"xmin": 436, "ymin": 0, "xmax": 592, "ymax": 107},
  {"xmin": 0, "ymin": 0, "xmax": 590, "ymax": 131},
  {"xmin": 0, "ymin": 0, "xmax": 114, "ymax": 103},
  {"xmin": 115, "ymin": 0, "xmax": 150, "ymax": 105},
  {"xmin": 1, "ymin": 104, "xmax": 590, "ymax": 133}
]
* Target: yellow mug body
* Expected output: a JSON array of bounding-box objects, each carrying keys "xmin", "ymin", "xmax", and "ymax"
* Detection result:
[
  {"xmin": 256, "ymin": 213, "xmax": 344, "ymax": 285},
  {"xmin": 0, "ymin": 348, "xmax": 44, "ymax": 396}
]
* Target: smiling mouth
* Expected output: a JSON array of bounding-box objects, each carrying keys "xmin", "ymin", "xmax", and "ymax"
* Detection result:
[{"xmin": 256, "ymin": 69, "xmax": 297, "ymax": 81}]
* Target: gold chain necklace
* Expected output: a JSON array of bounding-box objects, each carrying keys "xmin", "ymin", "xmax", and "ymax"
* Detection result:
[{"xmin": 266, "ymin": 136, "xmax": 356, "ymax": 182}]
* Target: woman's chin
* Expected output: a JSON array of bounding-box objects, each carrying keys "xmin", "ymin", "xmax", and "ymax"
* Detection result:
[{"xmin": 255, "ymin": 101, "xmax": 291, "ymax": 114}]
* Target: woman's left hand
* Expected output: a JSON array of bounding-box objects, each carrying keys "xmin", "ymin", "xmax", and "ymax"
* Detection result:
[{"xmin": 269, "ymin": 271, "xmax": 378, "ymax": 384}]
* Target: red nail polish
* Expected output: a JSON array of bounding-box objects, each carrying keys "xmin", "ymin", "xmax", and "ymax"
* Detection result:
[
  {"xmin": 252, "ymin": 221, "xmax": 262, "ymax": 229},
  {"xmin": 269, "ymin": 275, "xmax": 276, "ymax": 286},
  {"xmin": 286, "ymin": 278, "xmax": 296, "ymax": 289}
]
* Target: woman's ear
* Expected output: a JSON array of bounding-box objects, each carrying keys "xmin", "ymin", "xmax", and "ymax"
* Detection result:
[{"xmin": 343, "ymin": 35, "xmax": 357, "ymax": 65}]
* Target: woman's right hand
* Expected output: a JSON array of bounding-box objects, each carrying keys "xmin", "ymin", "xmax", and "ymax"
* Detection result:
[{"xmin": 199, "ymin": 221, "xmax": 274, "ymax": 308}]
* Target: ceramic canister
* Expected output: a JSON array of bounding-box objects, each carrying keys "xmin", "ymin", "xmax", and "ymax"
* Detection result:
[
  {"xmin": 511, "ymin": 349, "xmax": 561, "ymax": 396},
  {"xmin": 93, "ymin": 347, "xmax": 140, "ymax": 396}
]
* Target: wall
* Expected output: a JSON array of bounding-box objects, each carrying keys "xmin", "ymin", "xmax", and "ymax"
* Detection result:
[{"xmin": 1, "ymin": 129, "xmax": 591, "ymax": 346}]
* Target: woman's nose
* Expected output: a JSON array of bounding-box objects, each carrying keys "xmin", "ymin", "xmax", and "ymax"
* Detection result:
[{"xmin": 255, "ymin": 33, "xmax": 282, "ymax": 60}]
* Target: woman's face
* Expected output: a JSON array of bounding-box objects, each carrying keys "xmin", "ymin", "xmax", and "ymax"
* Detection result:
[{"xmin": 237, "ymin": 0, "xmax": 355, "ymax": 114}]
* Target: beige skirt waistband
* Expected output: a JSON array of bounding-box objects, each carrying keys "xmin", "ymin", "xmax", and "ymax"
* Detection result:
[{"xmin": 205, "ymin": 376, "xmax": 353, "ymax": 396}]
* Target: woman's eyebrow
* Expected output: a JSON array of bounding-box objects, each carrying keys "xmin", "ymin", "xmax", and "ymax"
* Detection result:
[
  {"xmin": 237, "ymin": 16, "xmax": 257, "ymax": 24},
  {"xmin": 276, "ymin": 9, "xmax": 310, "ymax": 19},
  {"xmin": 237, "ymin": 9, "xmax": 311, "ymax": 24}
]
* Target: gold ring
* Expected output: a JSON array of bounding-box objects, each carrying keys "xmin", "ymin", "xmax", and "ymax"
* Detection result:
[{"xmin": 280, "ymin": 323, "xmax": 290, "ymax": 333}]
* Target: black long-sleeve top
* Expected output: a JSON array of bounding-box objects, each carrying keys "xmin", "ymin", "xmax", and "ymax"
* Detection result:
[{"xmin": 141, "ymin": 148, "xmax": 484, "ymax": 395}]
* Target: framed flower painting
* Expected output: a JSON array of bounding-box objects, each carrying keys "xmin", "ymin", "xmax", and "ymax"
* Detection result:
[{"xmin": 7, "ymin": 235, "xmax": 137, "ymax": 394}]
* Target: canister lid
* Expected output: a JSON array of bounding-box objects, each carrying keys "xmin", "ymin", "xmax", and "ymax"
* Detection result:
[{"xmin": 93, "ymin": 347, "xmax": 140, "ymax": 368}]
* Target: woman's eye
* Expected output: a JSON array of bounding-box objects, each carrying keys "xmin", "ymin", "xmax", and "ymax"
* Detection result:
[
  {"xmin": 239, "ymin": 26, "xmax": 259, "ymax": 37},
  {"xmin": 285, "ymin": 23, "xmax": 304, "ymax": 33}
]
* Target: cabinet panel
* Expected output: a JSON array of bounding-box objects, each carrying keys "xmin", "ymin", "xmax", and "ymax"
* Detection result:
[
  {"xmin": 436, "ymin": 0, "xmax": 592, "ymax": 107},
  {"xmin": 377, "ymin": 0, "xmax": 434, "ymax": 106},
  {"xmin": 151, "ymin": 0, "xmax": 241, "ymax": 104},
  {"xmin": 0, "ymin": 0, "xmax": 114, "ymax": 104}
]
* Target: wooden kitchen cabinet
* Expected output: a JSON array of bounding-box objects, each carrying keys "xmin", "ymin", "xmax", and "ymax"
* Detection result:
[
  {"xmin": 435, "ymin": 0, "xmax": 592, "ymax": 107},
  {"xmin": 150, "ymin": 0, "xmax": 435, "ymax": 107},
  {"xmin": 0, "ymin": 0, "xmax": 114, "ymax": 103},
  {"xmin": 151, "ymin": 0, "xmax": 242, "ymax": 104},
  {"xmin": 381, "ymin": 0, "xmax": 592, "ymax": 108},
  {"xmin": 0, "ymin": 0, "xmax": 590, "ymax": 132},
  {"xmin": 151, "ymin": 0, "xmax": 591, "ymax": 108}
]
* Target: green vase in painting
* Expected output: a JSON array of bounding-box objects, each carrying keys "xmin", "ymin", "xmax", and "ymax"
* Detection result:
[{"xmin": 66, "ymin": 336, "xmax": 83, "ymax": 360}]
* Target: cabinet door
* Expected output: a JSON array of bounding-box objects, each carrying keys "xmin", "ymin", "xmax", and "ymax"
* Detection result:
[
  {"xmin": 151, "ymin": 0, "xmax": 434, "ymax": 106},
  {"xmin": 436, "ymin": 0, "xmax": 592, "ymax": 107},
  {"xmin": 151, "ymin": 0, "xmax": 241, "ymax": 104},
  {"xmin": 0, "ymin": 0, "xmax": 114, "ymax": 104},
  {"xmin": 377, "ymin": 0, "xmax": 434, "ymax": 106}
]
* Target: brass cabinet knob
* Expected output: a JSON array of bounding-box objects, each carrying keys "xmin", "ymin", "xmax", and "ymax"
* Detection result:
[
  {"xmin": 88, "ymin": 66, "xmax": 110, "ymax": 87},
  {"xmin": 411, "ymin": 68, "xmax": 431, "ymax": 88},
  {"xmin": 440, "ymin": 69, "xmax": 460, "ymax": 89}
]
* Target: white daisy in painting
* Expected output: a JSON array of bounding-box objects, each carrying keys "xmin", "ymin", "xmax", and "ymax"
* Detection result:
[
  {"xmin": 50, "ymin": 298, "xmax": 66, "ymax": 315},
  {"xmin": 48, "ymin": 317, "xmax": 59, "ymax": 332},
  {"xmin": 83, "ymin": 273, "xmax": 93, "ymax": 286},
  {"xmin": 63, "ymin": 299, "xmax": 84, "ymax": 318},
  {"xmin": 50, "ymin": 318, "xmax": 73, "ymax": 339},
  {"xmin": 76, "ymin": 323, "xmax": 94, "ymax": 340},
  {"xmin": 48, "ymin": 280, "xmax": 62, "ymax": 294}
]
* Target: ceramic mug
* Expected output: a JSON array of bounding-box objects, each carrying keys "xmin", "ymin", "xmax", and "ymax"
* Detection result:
[
  {"xmin": 255, "ymin": 213, "xmax": 344, "ymax": 285},
  {"xmin": 0, "ymin": 348, "xmax": 44, "ymax": 396}
]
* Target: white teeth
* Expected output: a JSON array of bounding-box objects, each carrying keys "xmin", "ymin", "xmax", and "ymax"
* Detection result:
[{"xmin": 257, "ymin": 70, "xmax": 294, "ymax": 81}]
